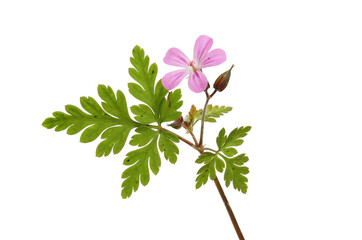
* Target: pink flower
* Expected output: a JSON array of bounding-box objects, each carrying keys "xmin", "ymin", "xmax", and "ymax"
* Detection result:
[{"xmin": 162, "ymin": 35, "xmax": 226, "ymax": 93}]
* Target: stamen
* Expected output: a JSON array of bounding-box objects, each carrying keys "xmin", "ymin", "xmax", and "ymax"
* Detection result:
[{"xmin": 189, "ymin": 61, "xmax": 197, "ymax": 73}]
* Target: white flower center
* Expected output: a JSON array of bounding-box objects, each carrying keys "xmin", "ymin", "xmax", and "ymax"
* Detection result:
[{"xmin": 187, "ymin": 60, "xmax": 201, "ymax": 74}]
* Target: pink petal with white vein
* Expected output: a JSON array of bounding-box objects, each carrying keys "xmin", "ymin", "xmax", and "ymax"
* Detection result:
[
  {"xmin": 162, "ymin": 69, "xmax": 188, "ymax": 90},
  {"xmin": 201, "ymin": 49, "xmax": 227, "ymax": 68},
  {"xmin": 163, "ymin": 48, "xmax": 190, "ymax": 67},
  {"xmin": 188, "ymin": 70, "xmax": 208, "ymax": 93},
  {"xmin": 193, "ymin": 35, "xmax": 213, "ymax": 63}
]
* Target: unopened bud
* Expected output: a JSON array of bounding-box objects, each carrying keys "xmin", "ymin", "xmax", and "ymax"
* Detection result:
[
  {"xmin": 169, "ymin": 116, "xmax": 183, "ymax": 129},
  {"xmin": 213, "ymin": 65, "xmax": 234, "ymax": 92}
]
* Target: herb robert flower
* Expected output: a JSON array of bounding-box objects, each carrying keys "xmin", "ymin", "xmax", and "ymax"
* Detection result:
[{"xmin": 162, "ymin": 35, "xmax": 226, "ymax": 93}]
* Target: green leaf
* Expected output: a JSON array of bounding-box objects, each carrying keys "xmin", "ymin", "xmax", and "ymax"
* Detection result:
[
  {"xmin": 128, "ymin": 46, "xmax": 182, "ymax": 124},
  {"xmin": 129, "ymin": 127, "xmax": 156, "ymax": 147},
  {"xmin": 121, "ymin": 127, "xmax": 181, "ymax": 198},
  {"xmin": 217, "ymin": 126, "xmax": 251, "ymax": 157},
  {"xmin": 121, "ymin": 127, "xmax": 161, "ymax": 198},
  {"xmin": 42, "ymin": 85, "xmax": 138, "ymax": 156},
  {"xmin": 130, "ymin": 104, "xmax": 157, "ymax": 124},
  {"xmin": 96, "ymin": 126, "xmax": 133, "ymax": 157},
  {"xmin": 216, "ymin": 128, "xmax": 227, "ymax": 149},
  {"xmin": 129, "ymin": 46, "xmax": 157, "ymax": 101},
  {"xmin": 98, "ymin": 85, "xmax": 134, "ymax": 122},
  {"xmin": 158, "ymin": 131, "xmax": 180, "ymax": 164},
  {"xmin": 128, "ymin": 45, "xmax": 159, "ymax": 120},
  {"xmin": 43, "ymin": 46, "xmax": 184, "ymax": 198},
  {"xmin": 223, "ymin": 154, "xmax": 249, "ymax": 193},
  {"xmin": 159, "ymin": 89, "xmax": 183, "ymax": 122},
  {"xmin": 195, "ymin": 153, "xmax": 225, "ymax": 189},
  {"xmin": 128, "ymin": 82, "xmax": 153, "ymax": 108},
  {"xmin": 120, "ymin": 46, "xmax": 182, "ymax": 198},
  {"xmin": 194, "ymin": 105, "xmax": 232, "ymax": 124},
  {"xmin": 195, "ymin": 126, "xmax": 251, "ymax": 193}
]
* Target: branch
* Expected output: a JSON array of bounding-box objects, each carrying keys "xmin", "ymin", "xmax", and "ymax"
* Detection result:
[{"xmin": 199, "ymin": 89, "xmax": 217, "ymax": 147}]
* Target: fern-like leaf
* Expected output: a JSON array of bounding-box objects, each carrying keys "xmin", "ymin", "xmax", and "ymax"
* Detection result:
[{"xmin": 42, "ymin": 85, "xmax": 138, "ymax": 157}]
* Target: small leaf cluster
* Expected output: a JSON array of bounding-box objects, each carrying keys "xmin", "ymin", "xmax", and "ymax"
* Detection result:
[
  {"xmin": 195, "ymin": 105, "xmax": 232, "ymax": 123},
  {"xmin": 184, "ymin": 104, "xmax": 232, "ymax": 132},
  {"xmin": 196, "ymin": 126, "xmax": 251, "ymax": 193},
  {"xmin": 42, "ymin": 46, "xmax": 182, "ymax": 198}
]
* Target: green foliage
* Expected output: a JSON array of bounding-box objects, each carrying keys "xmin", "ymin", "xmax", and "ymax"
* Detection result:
[
  {"xmin": 186, "ymin": 105, "xmax": 232, "ymax": 125},
  {"xmin": 195, "ymin": 127, "xmax": 251, "ymax": 193},
  {"xmin": 195, "ymin": 152, "xmax": 225, "ymax": 189},
  {"xmin": 196, "ymin": 105, "xmax": 232, "ymax": 123},
  {"xmin": 43, "ymin": 44, "xmax": 252, "ymax": 198},
  {"xmin": 158, "ymin": 131, "xmax": 180, "ymax": 164},
  {"xmin": 121, "ymin": 127, "xmax": 161, "ymax": 198},
  {"xmin": 128, "ymin": 46, "xmax": 159, "ymax": 110},
  {"xmin": 120, "ymin": 46, "xmax": 183, "ymax": 198},
  {"xmin": 42, "ymin": 84, "xmax": 138, "ymax": 157},
  {"xmin": 217, "ymin": 126, "xmax": 251, "ymax": 157},
  {"xmin": 42, "ymin": 45, "xmax": 182, "ymax": 198},
  {"xmin": 223, "ymin": 154, "xmax": 249, "ymax": 193},
  {"xmin": 128, "ymin": 46, "xmax": 182, "ymax": 125},
  {"xmin": 130, "ymin": 104, "xmax": 157, "ymax": 124},
  {"xmin": 159, "ymin": 89, "xmax": 183, "ymax": 122}
]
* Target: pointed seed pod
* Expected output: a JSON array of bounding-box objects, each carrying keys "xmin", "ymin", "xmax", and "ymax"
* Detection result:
[
  {"xmin": 213, "ymin": 65, "xmax": 234, "ymax": 92},
  {"xmin": 169, "ymin": 116, "xmax": 184, "ymax": 129}
]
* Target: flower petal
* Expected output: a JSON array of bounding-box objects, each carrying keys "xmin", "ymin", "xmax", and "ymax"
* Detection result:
[
  {"xmin": 163, "ymin": 48, "xmax": 190, "ymax": 67},
  {"xmin": 201, "ymin": 49, "xmax": 226, "ymax": 68},
  {"xmin": 188, "ymin": 71, "xmax": 208, "ymax": 93},
  {"xmin": 162, "ymin": 69, "xmax": 188, "ymax": 90},
  {"xmin": 193, "ymin": 35, "xmax": 213, "ymax": 63}
]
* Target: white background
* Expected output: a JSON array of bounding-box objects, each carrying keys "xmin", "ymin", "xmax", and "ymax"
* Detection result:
[{"xmin": 1, "ymin": 0, "xmax": 362, "ymax": 239}]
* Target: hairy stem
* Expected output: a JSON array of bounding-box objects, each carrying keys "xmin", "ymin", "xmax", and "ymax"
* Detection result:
[
  {"xmin": 189, "ymin": 131, "xmax": 199, "ymax": 145},
  {"xmin": 199, "ymin": 89, "xmax": 217, "ymax": 147},
  {"xmin": 204, "ymin": 147, "xmax": 218, "ymax": 153},
  {"xmin": 213, "ymin": 176, "xmax": 245, "ymax": 240}
]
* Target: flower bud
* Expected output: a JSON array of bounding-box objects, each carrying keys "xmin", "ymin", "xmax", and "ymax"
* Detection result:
[
  {"xmin": 213, "ymin": 65, "xmax": 234, "ymax": 92},
  {"xmin": 169, "ymin": 116, "xmax": 183, "ymax": 129}
]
